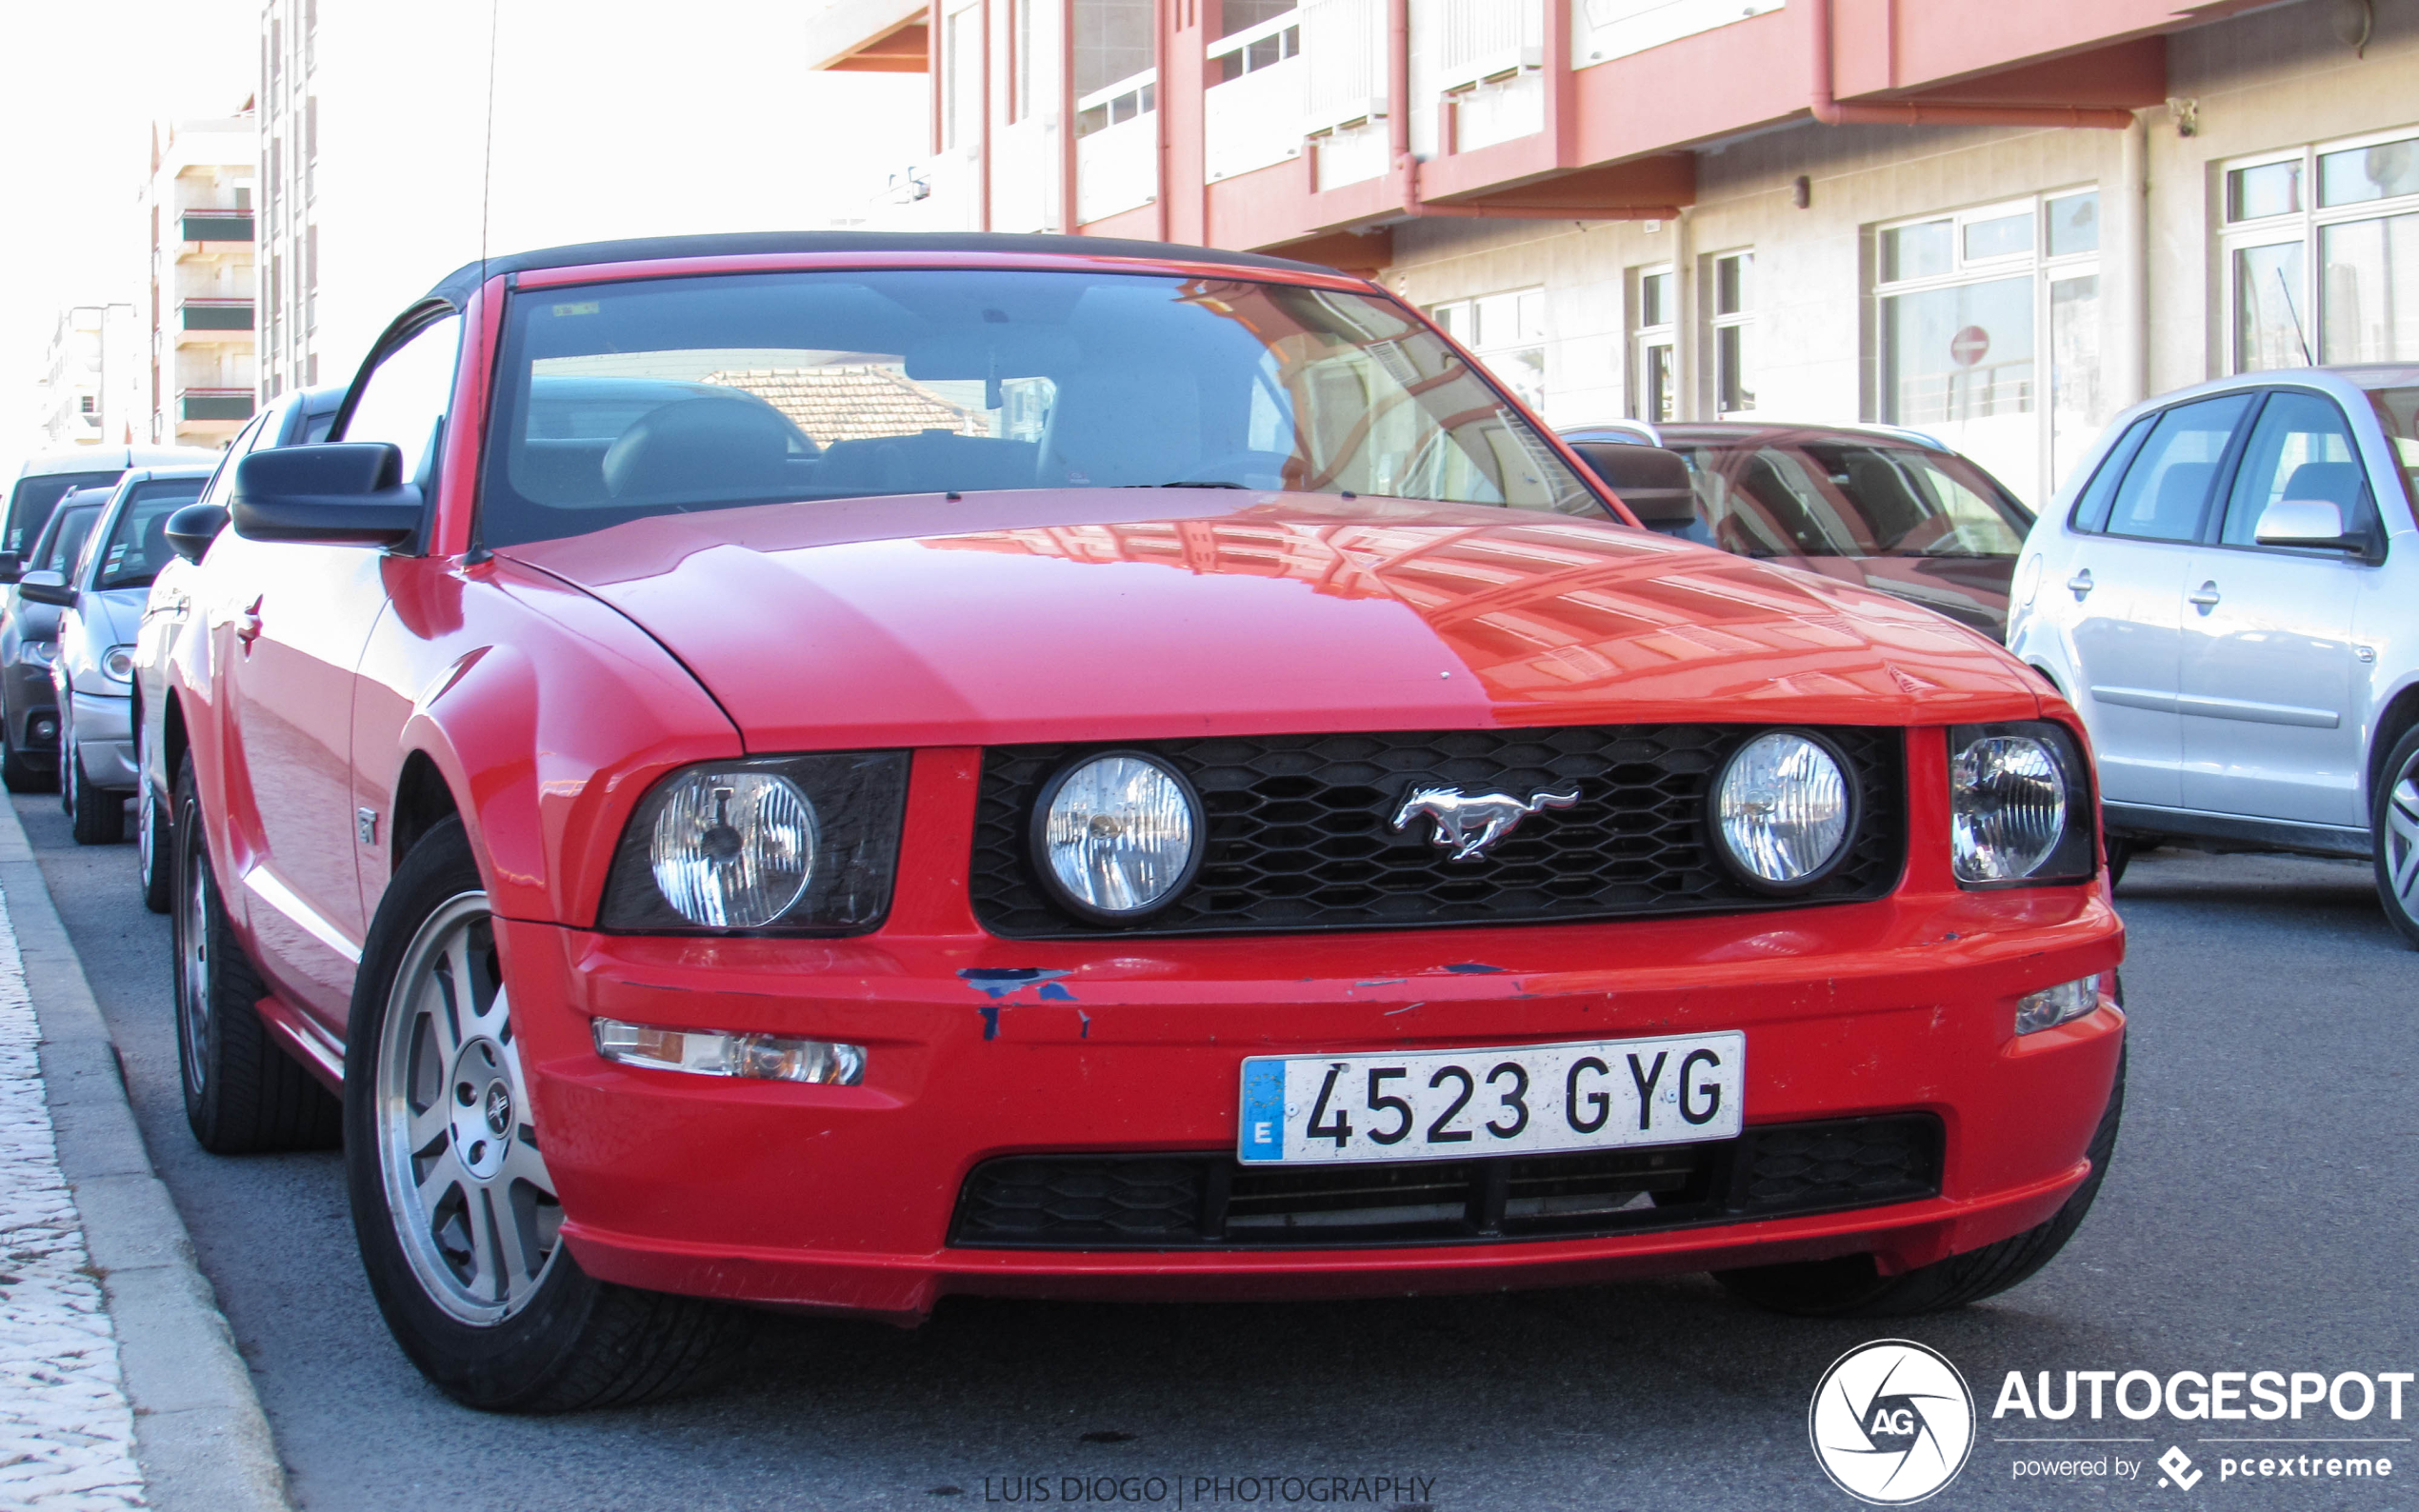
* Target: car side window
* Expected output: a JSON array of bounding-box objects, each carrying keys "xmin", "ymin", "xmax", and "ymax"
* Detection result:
[
  {"xmin": 2100, "ymin": 393, "xmax": 2253, "ymax": 544},
  {"xmin": 2069, "ymin": 415, "xmax": 2155, "ymax": 533},
  {"xmin": 2218, "ymin": 390, "xmax": 2372, "ymax": 547},
  {"xmin": 197, "ymin": 412, "xmax": 270, "ymax": 512},
  {"xmin": 340, "ymin": 313, "xmax": 463, "ymax": 490}
]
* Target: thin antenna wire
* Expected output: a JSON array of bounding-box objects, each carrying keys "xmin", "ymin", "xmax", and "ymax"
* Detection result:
[
  {"xmin": 479, "ymin": 0, "xmax": 500, "ymax": 286},
  {"xmin": 2276, "ymin": 265, "xmax": 2313, "ymax": 367}
]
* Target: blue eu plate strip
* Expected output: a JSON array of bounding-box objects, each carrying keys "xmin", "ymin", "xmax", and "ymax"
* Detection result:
[{"xmin": 1238, "ymin": 1061, "xmax": 1287, "ymax": 1163}]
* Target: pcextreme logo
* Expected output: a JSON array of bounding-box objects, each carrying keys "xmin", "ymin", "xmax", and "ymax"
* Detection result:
[{"xmin": 1809, "ymin": 1340, "xmax": 1977, "ymax": 1505}]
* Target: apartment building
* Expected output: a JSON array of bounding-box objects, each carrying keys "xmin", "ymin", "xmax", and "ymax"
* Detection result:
[
  {"xmin": 815, "ymin": 0, "xmax": 2419, "ymax": 507},
  {"xmin": 34, "ymin": 306, "xmax": 141, "ymax": 451},
  {"xmin": 144, "ymin": 113, "xmax": 259, "ymax": 446}
]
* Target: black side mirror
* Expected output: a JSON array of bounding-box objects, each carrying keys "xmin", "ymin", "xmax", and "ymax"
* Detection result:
[
  {"xmin": 0, "ymin": 552, "xmax": 20, "ymax": 586},
  {"xmin": 1569, "ymin": 443, "xmax": 1700, "ymax": 531},
  {"xmin": 165, "ymin": 503, "xmax": 232, "ymax": 565},
  {"xmin": 17, "ymin": 569, "xmax": 73, "ymax": 607},
  {"xmin": 230, "ymin": 443, "xmax": 423, "ymax": 547}
]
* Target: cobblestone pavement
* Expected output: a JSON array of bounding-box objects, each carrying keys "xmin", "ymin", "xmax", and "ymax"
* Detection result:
[{"xmin": 0, "ymin": 885, "xmax": 143, "ymax": 1512}]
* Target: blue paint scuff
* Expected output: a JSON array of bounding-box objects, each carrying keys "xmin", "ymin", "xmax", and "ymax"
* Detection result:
[
  {"xmin": 1037, "ymin": 982, "xmax": 1076, "ymax": 1002},
  {"xmin": 1443, "ymin": 963, "xmax": 1507, "ymax": 974},
  {"xmin": 978, "ymin": 1005, "xmax": 1002, "ymax": 1040},
  {"xmin": 958, "ymin": 967, "xmax": 1071, "ymax": 1000}
]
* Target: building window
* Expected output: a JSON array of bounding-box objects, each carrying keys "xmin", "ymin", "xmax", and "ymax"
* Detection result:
[
  {"xmin": 1010, "ymin": 0, "xmax": 1034, "ymax": 122},
  {"xmin": 1631, "ymin": 265, "xmax": 1676, "ymax": 425},
  {"xmin": 1710, "ymin": 249, "xmax": 1753, "ymax": 415},
  {"xmin": 79, "ymin": 395, "xmax": 95, "ymax": 414},
  {"xmin": 1429, "ymin": 288, "xmax": 1547, "ymax": 413},
  {"xmin": 943, "ymin": 1, "xmax": 984, "ymax": 149},
  {"xmin": 1873, "ymin": 190, "xmax": 2100, "ymax": 506},
  {"xmin": 2222, "ymin": 127, "xmax": 2419, "ymax": 373}
]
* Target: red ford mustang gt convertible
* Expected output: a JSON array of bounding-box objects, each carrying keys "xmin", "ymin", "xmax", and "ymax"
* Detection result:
[{"xmin": 144, "ymin": 232, "xmax": 2124, "ymax": 1412}]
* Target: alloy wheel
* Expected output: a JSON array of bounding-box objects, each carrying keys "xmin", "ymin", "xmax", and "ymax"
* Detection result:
[
  {"xmin": 2385, "ymin": 762, "xmax": 2419, "ymax": 920},
  {"xmin": 374, "ymin": 892, "xmax": 561, "ymax": 1325},
  {"xmin": 175, "ymin": 824, "xmax": 212, "ymax": 1099}
]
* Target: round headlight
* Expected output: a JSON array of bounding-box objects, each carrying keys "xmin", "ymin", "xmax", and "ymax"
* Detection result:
[
  {"xmin": 1713, "ymin": 731, "xmax": 1853, "ymax": 888},
  {"xmin": 1034, "ymin": 752, "xmax": 1203, "ymax": 920},
  {"xmin": 649, "ymin": 769, "xmax": 816, "ymax": 927},
  {"xmin": 1950, "ymin": 734, "xmax": 2067, "ymax": 882}
]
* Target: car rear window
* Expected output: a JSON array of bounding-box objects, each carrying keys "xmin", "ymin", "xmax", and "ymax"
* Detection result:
[
  {"xmin": 477, "ymin": 268, "xmax": 1600, "ymax": 547},
  {"xmin": 92, "ymin": 479, "xmax": 209, "ymax": 590},
  {"xmin": 4, "ymin": 471, "xmax": 117, "ymax": 559},
  {"xmin": 1669, "ymin": 441, "xmax": 2028, "ymax": 559}
]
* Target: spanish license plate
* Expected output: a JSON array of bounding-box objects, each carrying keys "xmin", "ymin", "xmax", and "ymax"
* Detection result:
[{"xmin": 1236, "ymin": 1032, "xmax": 1745, "ymax": 1165}]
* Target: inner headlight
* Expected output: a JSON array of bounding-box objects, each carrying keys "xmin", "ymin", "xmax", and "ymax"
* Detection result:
[
  {"xmin": 102, "ymin": 645, "xmax": 135, "ymax": 683},
  {"xmin": 1949, "ymin": 722, "xmax": 2094, "ymax": 885},
  {"xmin": 1033, "ymin": 751, "xmax": 1203, "ymax": 921},
  {"xmin": 1711, "ymin": 730, "xmax": 1854, "ymax": 889},
  {"xmin": 597, "ymin": 752, "xmax": 910, "ymax": 934}
]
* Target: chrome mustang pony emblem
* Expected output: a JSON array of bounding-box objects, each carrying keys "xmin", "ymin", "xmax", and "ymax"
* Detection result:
[{"xmin": 1390, "ymin": 784, "xmax": 1581, "ymax": 862}]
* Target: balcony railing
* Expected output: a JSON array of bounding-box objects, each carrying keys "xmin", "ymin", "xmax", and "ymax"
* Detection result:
[
  {"xmin": 181, "ymin": 209, "xmax": 255, "ymax": 244},
  {"xmin": 179, "ymin": 388, "xmax": 256, "ymax": 422},
  {"xmin": 179, "ymin": 299, "xmax": 256, "ymax": 333},
  {"xmin": 1075, "ymin": 70, "xmax": 1158, "ymax": 224},
  {"xmin": 1207, "ymin": 11, "xmax": 1306, "ymax": 183}
]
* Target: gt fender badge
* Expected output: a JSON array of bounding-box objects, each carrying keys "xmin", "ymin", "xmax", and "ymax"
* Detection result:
[
  {"xmin": 1809, "ymin": 1339, "xmax": 1975, "ymax": 1504},
  {"xmin": 1390, "ymin": 784, "xmax": 1579, "ymax": 862}
]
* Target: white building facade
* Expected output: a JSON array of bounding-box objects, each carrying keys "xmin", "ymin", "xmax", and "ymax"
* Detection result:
[{"xmin": 144, "ymin": 113, "xmax": 258, "ymax": 447}]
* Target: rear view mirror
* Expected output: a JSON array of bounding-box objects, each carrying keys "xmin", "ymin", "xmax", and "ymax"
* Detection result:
[
  {"xmin": 165, "ymin": 503, "xmax": 232, "ymax": 565},
  {"xmin": 0, "ymin": 552, "xmax": 19, "ymax": 586},
  {"xmin": 2253, "ymin": 497, "xmax": 2358, "ymax": 550},
  {"xmin": 230, "ymin": 443, "xmax": 423, "ymax": 547},
  {"xmin": 17, "ymin": 569, "xmax": 73, "ymax": 607},
  {"xmin": 1568, "ymin": 443, "xmax": 1698, "ymax": 531}
]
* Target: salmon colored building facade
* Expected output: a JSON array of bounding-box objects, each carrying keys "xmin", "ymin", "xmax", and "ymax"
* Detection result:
[{"xmin": 810, "ymin": 0, "xmax": 2419, "ymax": 507}]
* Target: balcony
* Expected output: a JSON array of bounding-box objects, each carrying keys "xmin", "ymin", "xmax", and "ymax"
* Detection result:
[
  {"xmin": 180, "ymin": 209, "xmax": 254, "ymax": 246},
  {"xmin": 1206, "ymin": 11, "xmax": 1305, "ymax": 184},
  {"xmin": 178, "ymin": 299, "xmax": 256, "ymax": 339},
  {"xmin": 1076, "ymin": 70, "xmax": 1158, "ymax": 226},
  {"xmin": 179, "ymin": 388, "xmax": 255, "ymax": 423}
]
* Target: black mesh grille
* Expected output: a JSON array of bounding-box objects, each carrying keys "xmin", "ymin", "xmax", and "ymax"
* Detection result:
[
  {"xmin": 950, "ymin": 1116, "xmax": 1942, "ymax": 1250},
  {"xmin": 971, "ymin": 725, "xmax": 1905, "ymax": 938}
]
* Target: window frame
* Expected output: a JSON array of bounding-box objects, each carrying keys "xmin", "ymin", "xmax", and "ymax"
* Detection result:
[
  {"xmin": 1629, "ymin": 263, "xmax": 1676, "ymax": 425},
  {"xmin": 1709, "ymin": 249, "xmax": 1753, "ymax": 417},
  {"xmin": 2089, "ymin": 390, "xmax": 2258, "ymax": 547},
  {"xmin": 2202, "ymin": 386, "xmax": 2389, "ymax": 564},
  {"xmin": 1870, "ymin": 188, "xmax": 2102, "ymax": 504},
  {"xmin": 2219, "ymin": 123, "xmax": 2419, "ymax": 374}
]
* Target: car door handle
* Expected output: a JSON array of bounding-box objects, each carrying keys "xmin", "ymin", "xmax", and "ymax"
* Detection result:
[
  {"xmin": 236, "ymin": 596, "xmax": 264, "ymax": 648},
  {"xmin": 2066, "ymin": 569, "xmax": 2094, "ymax": 600},
  {"xmin": 2188, "ymin": 582, "xmax": 2221, "ymax": 613}
]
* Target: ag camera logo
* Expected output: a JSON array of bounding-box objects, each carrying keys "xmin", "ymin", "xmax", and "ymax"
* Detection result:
[{"xmin": 1810, "ymin": 1340, "xmax": 1976, "ymax": 1504}]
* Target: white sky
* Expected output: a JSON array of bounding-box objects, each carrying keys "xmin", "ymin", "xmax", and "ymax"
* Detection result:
[{"xmin": 0, "ymin": 0, "xmax": 925, "ymax": 472}]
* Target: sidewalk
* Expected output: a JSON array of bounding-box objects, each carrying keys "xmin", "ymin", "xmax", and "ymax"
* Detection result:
[{"xmin": 0, "ymin": 798, "xmax": 290, "ymax": 1512}]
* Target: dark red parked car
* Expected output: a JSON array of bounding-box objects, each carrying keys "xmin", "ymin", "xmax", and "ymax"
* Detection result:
[
  {"xmin": 148, "ymin": 232, "xmax": 2123, "ymax": 1412},
  {"xmin": 1561, "ymin": 421, "xmax": 2035, "ymax": 637}
]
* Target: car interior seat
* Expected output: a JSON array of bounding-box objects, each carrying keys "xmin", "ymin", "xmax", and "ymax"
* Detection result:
[{"xmin": 601, "ymin": 398, "xmax": 802, "ymax": 503}]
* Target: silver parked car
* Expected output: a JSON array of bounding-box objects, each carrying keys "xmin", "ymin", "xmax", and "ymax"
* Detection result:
[
  {"xmin": 2004, "ymin": 364, "xmax": 2419, "ymax": 938},
  {"xmin": 34, "ymin": 467, "xmax": 215, "ymax": 845}
]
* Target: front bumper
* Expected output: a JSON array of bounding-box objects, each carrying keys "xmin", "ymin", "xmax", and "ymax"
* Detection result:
[
  {"xmin": 67, "ymin": 689, "xmax": 133, "ymax": 791},
  {"xmin": 3, "ymin": 659, "xmax": 58, "ymax": 769},
  {"xmin": 502, "ymin": 879, "xmax": 2124, "ymax": 1321}
]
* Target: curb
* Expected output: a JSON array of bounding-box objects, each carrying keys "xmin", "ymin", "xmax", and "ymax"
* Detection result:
[{"xmin": 0, "ymin": 797, "xmax": 293, "ymax": 1512}]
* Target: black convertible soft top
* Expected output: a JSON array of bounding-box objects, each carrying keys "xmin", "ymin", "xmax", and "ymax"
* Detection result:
[{"xmin": 425, "ymin": 230, "xmax": 1349, "ymax": 308}]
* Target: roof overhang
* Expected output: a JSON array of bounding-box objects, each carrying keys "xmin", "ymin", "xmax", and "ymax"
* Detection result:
[{"xmin": 807, "ymin": 0, "xmax": 930, "ymax": 72}]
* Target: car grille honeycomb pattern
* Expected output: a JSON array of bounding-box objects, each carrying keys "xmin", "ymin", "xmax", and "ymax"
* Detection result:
[
  {"xmin": 950, "ymin": 1116, "xmax": 1943, "ymax": 1250},
  {"xmin": 970, "ymin": 725, "xmax": 1905, "ymax": 938}
]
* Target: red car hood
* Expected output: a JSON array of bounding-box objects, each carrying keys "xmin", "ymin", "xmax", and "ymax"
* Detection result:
[{"xmin": 499, "ymin": 490, "xmax": 2044, "ymax": 751}]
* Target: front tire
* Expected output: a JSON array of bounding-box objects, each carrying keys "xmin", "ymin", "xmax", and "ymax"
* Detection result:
[
  {"xmin": 137, "ymin": 767, "xmax": 171, "ymax": 912},
  {"xmin": 171, "ymin": 753, "xmax": 341, "ymax": 1152},
  {"xmin": 2369, "ymin": 726, "xmax": 2419, "ymax": 949},
  {"xmin": 1716, "ymin": 1042, "xmax": 2126, "ymax": 1317},
  {"xmin": 345, "ymin": 817, "xmax": 740, "ymax": 1412},
  {"xmin": 68, "ymin": 743, "xmax": 126, "ymax": 845}
]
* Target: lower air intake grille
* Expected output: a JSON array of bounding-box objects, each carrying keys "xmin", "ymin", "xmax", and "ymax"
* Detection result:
[{"xmin": 950, "ymin": 1116, "xmax": 1942, "ymax": 1250}]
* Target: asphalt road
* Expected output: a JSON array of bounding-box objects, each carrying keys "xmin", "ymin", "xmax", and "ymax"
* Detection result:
[{"xmin": 15, "ymin": 791, "xmax": 2415, "ymax": 1511}]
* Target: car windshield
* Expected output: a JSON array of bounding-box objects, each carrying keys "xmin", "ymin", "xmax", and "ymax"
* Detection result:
[
  {"xmin": 1668, "ymin": 440, "xmax": 2029, "ymax": 559},
  {"xmin": 478, "ymin": 268, "xmax": 1599, "ymax": 547},
  {"xmin": 5, "ymin": 471, "xmax": 118, "ymax": 559},
  {"xmin": 2363, "ymin": 384, "xmax": 2419, "ymax": 510},
  {"xmin": 92, "ymin": 479, "xmax": 208, "ymax": 590},
  {"xmin": 32, "ymin": 504, "xmax": 103, "ymax": 577}
]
